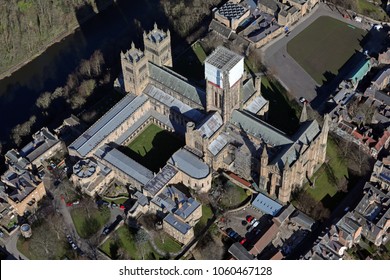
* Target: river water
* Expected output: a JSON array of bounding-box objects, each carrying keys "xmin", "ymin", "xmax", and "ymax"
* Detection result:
[{"xmin": 0, "ymin": 0, "xmax": 168, "ymax": 144}]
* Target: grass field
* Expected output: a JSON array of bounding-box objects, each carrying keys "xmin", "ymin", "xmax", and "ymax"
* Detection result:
[
  {"xmin": 100, "ymin": 226, "xmax": 162, "ymax": 260},
  {"xmin": 154, "ymin": 232, "xmax": 182, "ymax": 253},
  {"xmin": 261, "ymin": 76, "xmax": 301, "ymax": 135},
  {"xmin": 220, "ymin": 181, "xmax": 249, "ymax": 209},
  {"xmin": 305, "ymin": 137, "xmax": 348, "ymax": 205},
  {"xmin": 121, "ymin": 124, "xmax": 183, "ymax": 172},
  {"xmin": 70, "ymin": 206, "xmax": 110, "ymax": 239},
  {"xmin": 194, "ymin": 204, "xmax": 213, "ymax": 235},
  {"xmin": 287, "ymin": 16, "xmax": 367, "ymax": 85}
]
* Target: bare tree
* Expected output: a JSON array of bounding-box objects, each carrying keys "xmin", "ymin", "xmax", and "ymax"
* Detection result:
[
  {"xmin": 36, "ymin": 91, "xmax": 52, "ymax": 109},
  {"xmin": 134, "ymin": 229, "xmax": 150, "ymax": 260},
  {"xmin": 11, "ymin": 115, "xmax": 37, "ymax": 146}
]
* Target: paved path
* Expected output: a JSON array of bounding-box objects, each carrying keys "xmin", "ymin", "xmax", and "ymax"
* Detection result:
[
  {"xmin": 262, "ymin": 3, "xmax": 367, "ymax": 108},
  {"xmin": 4, "ymin": 231, "xmax": 28, "ymax": 260}
]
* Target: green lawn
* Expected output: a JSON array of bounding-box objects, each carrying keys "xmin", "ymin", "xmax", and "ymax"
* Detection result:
[
  {"xmin": 154, "ymin": 232, "xmax": 182, "ymax": 253},
  {"xmin": 287, "ymin": 16, "xmax": 367, "ymax": 85},
  {"xmin": 120, "ymin": 124, "xmax": 184, "ymax": 172},
  {"xmin": 17, "ymin": 221, "xmax": 69, "ymax": 260},
  {"xmin": 70, "ymin": 206, "xmax": 110, "ymax": 239},
  {"xmin": 192, "ymin": 42, "xmax": 207, "ymax": 63},
  {"xmin": 220, "ymin": 181, "xmax": 249, "ymax": 209},
  {"xmin": 194, "ymin": 204, "xmax": 213, "ymax": 235},
  {"xmin": 261, "ymin": 76, "xmax": 301, "ymax": 135},
  {"xmin": 306, "ymin": 137, "xmax": 348, "ymax": 203},
  {"xmin": 100, "ymin": 226, "xmax": 162, "ymax": 260},
  {"xmin": 356, "ymin": 0, "xmax": 389, "ymax": 21}
]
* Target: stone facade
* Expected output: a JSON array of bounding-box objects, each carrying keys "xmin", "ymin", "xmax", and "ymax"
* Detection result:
[{"xmin": 143, "ymin": 23, "xmax": 172, "ymax": 67}]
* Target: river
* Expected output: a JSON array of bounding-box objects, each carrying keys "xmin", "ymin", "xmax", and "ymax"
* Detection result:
[{"xmin": 0, "ymin": 0, "xmax": 169, "ymax": 145}]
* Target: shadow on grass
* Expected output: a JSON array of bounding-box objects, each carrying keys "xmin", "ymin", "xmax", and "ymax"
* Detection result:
[
  {"xmin": 119, "ymin": 130, "xmax": 184, "ymax": 172},
  {"xmin": 261, "ymin": 77, "xmax": 300, "ymax": 135}
]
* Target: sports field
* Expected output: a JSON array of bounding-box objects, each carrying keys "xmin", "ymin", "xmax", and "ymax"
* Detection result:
[
  {"xmin": 120, "ymin": 124, "xmax": 184, "ymax": 172},
  {"xmin": 287, "ymin": 16, "xmax": 367, "ymax": 85}
]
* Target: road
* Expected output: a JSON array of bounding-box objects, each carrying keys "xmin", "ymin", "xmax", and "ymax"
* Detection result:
[{"xmin": 262, "ymin": 2, "xmax": 367, "ymax": 109}]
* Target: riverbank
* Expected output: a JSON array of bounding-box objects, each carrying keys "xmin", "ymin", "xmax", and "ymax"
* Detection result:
[{"xmin": 0, "ymin": 1, "xmax": 114, "ymax": 80}]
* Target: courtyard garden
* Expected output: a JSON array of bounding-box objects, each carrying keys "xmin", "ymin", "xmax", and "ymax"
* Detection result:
[
  {"xmin": 70, "ymin": 203, "xmax": 110, "ymax": 239},
  {"xmin": 287, "ymin": 16, "xmax": 367, "ymax": 85},
  {"xmin": 120, "ymin": 123, "xmax": 184, "ymax": 172},
  {"xmin": 100, "ymin": 226, "xmax": 162, "ymax": 260}
]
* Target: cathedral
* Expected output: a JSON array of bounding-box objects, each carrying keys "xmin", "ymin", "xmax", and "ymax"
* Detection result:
[{"xmin": 69, "ymin": 23, "xmax": 329, "ymax": 204}]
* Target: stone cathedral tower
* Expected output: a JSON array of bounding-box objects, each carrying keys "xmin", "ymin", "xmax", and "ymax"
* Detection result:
[
  {"xmin": 143, "ymin": 23, "xmax": 172, "ymax": 67},
  {"xmin": 204, "ymin": 46, "xmax": 244, "ymax": 122},
  {"xmin": 120, "ymin": 42, "xmax": 149, "ymax": 95}
]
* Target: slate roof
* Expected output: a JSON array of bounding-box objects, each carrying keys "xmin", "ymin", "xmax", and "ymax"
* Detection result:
[
  {"xmin": 245, "ymin": 96, "xmax": 268, "ymax": 114},
  {"xmin": 197, "ymin": 112, "xmax": 223, "ymax": 139},
  {"xmin": 208, "ymin": 133, "xmax": 229, "ymax": 156},
  {"xmin": 95, "ymin": 145, "xmax": 154, "ymax": 185},
  {"xmin": 148, "ymin": 62, "xmax": 206, "ymax": 107},
  {"xmin": 242, "ymin": 78, "xmax": 257, "ymax": 103},
  {"xmin": 175, "ymin": 197, "xmax": 201, "ymax": 220},
  {"xmin": 144, "ymin": 165, "xmax": 178, "ymax": 197},
  {"xmin": 290, "ymin": 211, "xmax": 315, "ymax": 230},
  {"xmin": 230, "ymin": 110, "xmax": 292, "ymax": 146},
  {"xmin": 271, "ymin": 120, "xmax": 321, "ymax": 169},
  {"xmin": 144, "ymin": 84, "xmax": 205, "ymax": 122},
  {"xmin": 252, "ymin": 193, "xmax": 283, "ymax": 216},
  {"xmin": 168, "ymin": 149, "xmax": 210, "ymax": 179},
  {"xmin": 164, "ymin": 213, "xmax": 192, "ymax": 234},
  {"xmin": 209, "ymin": 19, "xmax": 233, "ymax": 39},
  {"xmin": 229, "ymin": 243, "xmax": 254, "ymax": 260},
  {"xmin": 69, "ymin": 94, "xmax": 148, "ymax": 157}
]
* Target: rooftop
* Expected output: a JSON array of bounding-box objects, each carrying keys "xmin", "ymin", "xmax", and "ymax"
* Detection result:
[
  {"xmin": 122, "ymin": 43, "xmax": 145, "ymax": 63},
  {"xmin": 228, "ymin": 242, "xmax": 255, "ymax": 260},
  {"xmin": 149, "ymin": 62, "xmax": 206, "ymax": 108},
  {"xmin": 168, "ymin": 149, "xmax": 210, "ymax": 179},
  {"xmin": 245, "ymin": 96, "xmax": 268, "ymax": 114},
  {"xmin": 144, "ymin": 84, "xmax": 205, "ymax": 123},
  {"xmin": 252, "ymin": 193, "xmax": 283, "ymax": 216},
  {"xmin": 197, "ymin": 112, "xmax": 223, "ymax": 139},
  {"xmin": 230, "ymin": 110, "xmax": 292, "ymax": 147},
  {"xmin": 205, "ymin": 46, "xmax": 243, "ymax": 72},
  {"xmin": 144, "ymin": 165, "xmax": 178, "ymax": 197},
  {"xmin": 175, "ymin": 197, "xmax": 201, "ymax": 220},
  {"xmin": 69, "ymin": 94, "xmax": 148, "ymax": 157},
  {"xmin": 164, "ymin": 213, "xmax": 192, "ymax": 235},
  {"xmin": 95, "ymin": 145, "xmax": 154, "ymax": 186},
  {"xmin": 145, "ymin": 24, "xmax": 168, "ymax": 43},
  {"xmin": 217, "ymin": 1, "xmax": 248, "ymax": 20}
]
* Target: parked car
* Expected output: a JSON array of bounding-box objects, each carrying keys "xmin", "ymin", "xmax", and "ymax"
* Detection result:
[
  {"xmin": 240, "ymin": 238, "xmax": 247, "ymax": 245},
  {"xmin": 246, "ymin": 216, "xmax": 255, "ymax": 223},
  {"xmin": 299, "ymin": 97, "xmax": 308, "ymax": 104},
  {"xmin": 72, "ymin": 200, "xmax": 80, "ymax": 205},
  {"xmin": 0, "ymin": 230, "xmax": 4, "ymax": 238},
  {"xmin": 119, "ymin": 205, "xmax": 125, "ymax": 210},
  {"xmin": 111, "ymin": 203, "xmax": 118, "ymax": 208},
  {"xmin": 252, "ymin": 220, "xmax": 260, "ymax": 228},
  {"xmin": 66, "ymin": 202, "xmax": 73, "ymax": 207},
  {"xmin": 71, "ymin": 243, "xmax": 78, "ymax": 250}
]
